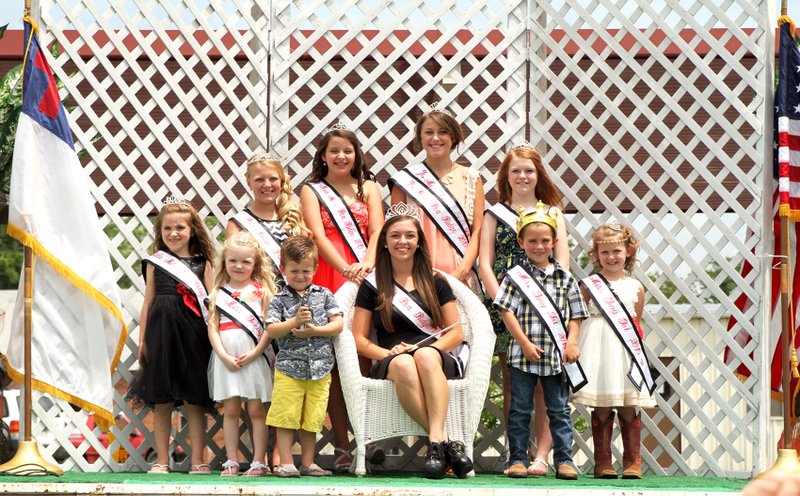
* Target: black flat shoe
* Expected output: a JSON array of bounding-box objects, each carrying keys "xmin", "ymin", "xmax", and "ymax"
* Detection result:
[
  {"xmin": 423, "ymin": 442, "xmax": 446, "ymax": 479},
  {"xmin": 444, "ymin": 440, "xmax": 473, "ymax": 478}
]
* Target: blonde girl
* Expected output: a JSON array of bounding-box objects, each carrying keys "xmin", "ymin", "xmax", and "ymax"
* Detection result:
[{"xmin": 207, "ymin": 233, "xmax": 277, "ymax": 476}]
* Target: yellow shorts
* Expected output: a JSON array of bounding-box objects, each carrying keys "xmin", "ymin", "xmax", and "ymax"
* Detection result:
[{"xmin": 266, "ymin": 369, "xmax": 332, "ymax": 433}]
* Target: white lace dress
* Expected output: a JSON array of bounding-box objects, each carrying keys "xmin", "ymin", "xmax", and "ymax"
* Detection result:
[{"xmin": 571, "ymin": 277, "xmax": 656, "ymax": 408}]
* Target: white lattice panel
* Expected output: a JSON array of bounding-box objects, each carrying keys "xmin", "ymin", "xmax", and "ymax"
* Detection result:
[
  {"xmin": 528, "ymin": 0, "xmax": 769, "ymax": 477},
  {"xmin": 22, "ymin": 0, "xmax": 772, "ymax": 477}
]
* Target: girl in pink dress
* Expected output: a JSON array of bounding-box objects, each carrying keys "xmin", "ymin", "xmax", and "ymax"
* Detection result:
[
  {"xmin": 389, "ymin": 105, "xmax": 484, "ymax": 297},
  {"xmin": 300, "ymin": 125, "xmax": 384, "ymax": 472}
]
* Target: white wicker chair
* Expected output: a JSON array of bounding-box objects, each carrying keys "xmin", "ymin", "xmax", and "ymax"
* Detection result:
[{"xmin": 333, "ymin": 273, "xmax": 495, "ymax": 476}]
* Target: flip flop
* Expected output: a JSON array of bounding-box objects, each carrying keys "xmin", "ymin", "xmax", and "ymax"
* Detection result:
[
  {"xmin": 527, "ymin": 457, "xmax": 549, "ymax": 476},
  {"xmin": 147, "ymin": 463, "xmax": 170, "ymax": 474},
  {"xmin": 189, "ymin": 463, "xmax": 211, "ymax": 475}
]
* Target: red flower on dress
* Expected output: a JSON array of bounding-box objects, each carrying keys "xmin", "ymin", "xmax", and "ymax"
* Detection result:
[
  {"xmin": 230, "ymin": 290, "xmax": 241, "ymax": 300},
  {"xmin": 176, "ymin": 283, "xmax": 201, "ymax": 317}
]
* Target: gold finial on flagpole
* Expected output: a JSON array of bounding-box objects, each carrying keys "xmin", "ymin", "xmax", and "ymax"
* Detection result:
[{"xmin": 24, "ymin": 0, "xmax": 31, "ymax": 18}]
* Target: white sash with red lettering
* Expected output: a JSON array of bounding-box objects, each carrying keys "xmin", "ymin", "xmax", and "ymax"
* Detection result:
[
  {"xmin": 581, "ymin": 274, "xmax": 656, "ymax": 394},
  {"xmin": 389, "ymin": 163, "xmax": 470, "ymax": 257},
  {"xmin": 145, "ymin": 250, "xmax": 209, "ymax": 321},
  {"xmin": 232, "ymin": 210, "xmax": 282, "ymax": 269},
  {"xmin": 307, "ymin": 180, "xmax": 368, "ymax": 261},
  {"xmin": 364, "ymin": 273, "xmax": 470, "ymax": 375},
  {"xmin": 506, "ymin": 265, "xmax": 588, "ymax": 391},
  {"xmin": 486, "ymin": 203, "xmax": 519, "ymax": 232},
  {"xmin": 216, "ymin": 288, "xmax": 273, "ymax": 364}
]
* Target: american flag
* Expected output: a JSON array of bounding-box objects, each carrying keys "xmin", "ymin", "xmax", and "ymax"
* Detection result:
[{"xmin": 725, "ymin": 22, "xmax": 800, "ymax": 414}]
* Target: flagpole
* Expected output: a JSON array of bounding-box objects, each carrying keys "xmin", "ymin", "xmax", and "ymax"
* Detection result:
[{"xmin": 782, "ymin": 219, "xmax": 793, "ymax": 448}]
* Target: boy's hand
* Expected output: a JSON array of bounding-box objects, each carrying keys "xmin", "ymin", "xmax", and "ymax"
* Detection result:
[
  {"xmin": 294, "ymin": 305, "xmax": 312, "ymax": 326},
  {"xmin": 292, "ymin": 324, "xmax": 316, "ymax": 338},
  {"xmin": 522, "ymin": 342, "xmax": 544, "ymax": 362},
  {"xmin": 563, "ymin": 342, "xmax": 581, "ymax": 363}
]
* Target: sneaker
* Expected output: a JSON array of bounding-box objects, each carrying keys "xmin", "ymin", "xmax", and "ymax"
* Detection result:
[
  {"xmin": 299, "ymin": 463, "xmax": 332, "ymax": 477},
  {"xmin": 444, "ymin": 440, "xmax": 473, "ymax": 478},
  {"xmin": 506, "ymin": 463, "xmax": 528, "ymax": 478},
  {"xmin": 423, "ymin": 442, "xmax": 446, "ymax": 479}
]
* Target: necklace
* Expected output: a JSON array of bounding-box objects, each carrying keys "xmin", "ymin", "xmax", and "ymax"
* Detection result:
[{"xmin": 439, "ymin": 163, "xmax": 458, "ymax": 186}]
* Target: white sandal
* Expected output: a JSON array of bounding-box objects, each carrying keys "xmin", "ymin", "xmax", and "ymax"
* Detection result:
[{"xmin": 527, "ymin": 457, "xmax": 550, "ymax": 476}]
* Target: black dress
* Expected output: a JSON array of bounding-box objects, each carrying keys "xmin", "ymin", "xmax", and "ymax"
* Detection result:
[
  {"xmin": 354, "ymin": 274, "xmax": 462, "ymax": 380},
  {"xmin": 128, "ymin": 253, "xmax": 213, "ymax": 408}
]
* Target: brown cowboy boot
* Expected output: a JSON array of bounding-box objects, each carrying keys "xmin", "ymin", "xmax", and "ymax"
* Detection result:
[
  {"xmin": 591, "ymin": 410, "xmax": 617, "ymax": 479},
  {"xmin": 619, "ymin": 412, "xmax": 642, "ymax": 479}
]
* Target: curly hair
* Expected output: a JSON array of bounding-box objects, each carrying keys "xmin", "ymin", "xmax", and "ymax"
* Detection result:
[
  {"xmin": 308, "ymin": 130, "xmax": 373, "ymax": 202},
  {"xmin": 590, "ymin": 223, "xmax": 639, "ymax": 274},
  {"xmin": 497, "ymin": 147, "xmax": 562, "ymax": 207},
  {"xmin": 246, "ymin": 156, "xmax": 310, "ymax": 237},
  {"xmin": 153, "ymin": 201, "xmax": 216, "ymax": 261},
  {"xmin": 208, "ymin": 232, "xmax": 277, "ymax": 324}
]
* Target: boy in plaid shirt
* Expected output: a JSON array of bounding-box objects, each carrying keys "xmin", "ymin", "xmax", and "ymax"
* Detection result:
[{"xmin": 493, "ymin": 202, "xmax": 588, "ymax": 480}]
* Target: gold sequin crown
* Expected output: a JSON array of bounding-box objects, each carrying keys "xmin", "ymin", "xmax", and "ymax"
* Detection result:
[{"xmin": 517, "ymin": 201, "xmax": 558, "ymax": 235}]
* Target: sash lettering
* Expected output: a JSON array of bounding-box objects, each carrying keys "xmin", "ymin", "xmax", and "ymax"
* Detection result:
[
  {"xmin": 307, "ymin": 181, "xmax": 368, "ymax": 261},
  {"xmin": 232, "ymin": 210, "xmax": 282, "ymax": 269},
  {"xmin": 216, "ymin": 288, "xmax": 271, "ymax": 364},
  {"xmin": 145, "ymin": 251, "xmax": 209, "ymax": 321},
  {"xmin": 581, "ymin": 274, "xmax": 656, "ymax": 394},
  {"xmin": 389, "ymin": 163, "xmax": 470, "ymax": 257},
  {"xmin": 486, "ymin": 203, "xmax": 519, "ymax": 233},
  {"xmin": 506, "ymin": 265, "xmax": 588, "ymax": 392},
  {"xmin": 363, "ymin": 273, "xmax": 470, "ymax": 375}
]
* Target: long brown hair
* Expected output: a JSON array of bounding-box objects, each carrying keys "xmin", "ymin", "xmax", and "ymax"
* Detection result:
[
  {"xmin": 246, "ymin": 156, "xmax": 310, "ymax": 237},
  {"xmin": 152, "ymin": 201, "xmax": 216, "ymax": 261},
  {"xmin": 590, "ymin": 223, "xmax": 639, "ymax": 274},
  {"xmin": 374, "ymin": 215, "xmax": 445, "ymax": 332},
  {"xmin": 208, "ymin": 232, "xmax": 277, "ymax": 324},
  {"xmin": 497, "ymin": 147, "xmax": 562, "ymax": 206},
  {"xmin": 309, "ymin": 129, "xmax": 373, "ymax": 201},
  {"xmin": 413, "ymin": 110, "xmax": 465, "ymax": 152}
]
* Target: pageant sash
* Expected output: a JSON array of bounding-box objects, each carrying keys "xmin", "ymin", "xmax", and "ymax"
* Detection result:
[
  {"xmin": 216, "ymin": 288, "xmax": 271, "ymax": 363},
  {"xmin": 232, "ymin": 210, "xmax": 282, "ymax": 269},
  {"xmin": 364, "ymin": 273, "xmax": 470, "ymax": 375},
  {"xmin": 307, "ymin": 180, "xmax": 368, "ymax": 261},
  {"xmin": 486, "ymin": 203, "xmax": 519, "ymax": 232},
  {"xmin": 145, "ymin": 250, "xmax": 209, "ymax": 321},
  {"xmin": 389, "ymin": 163, "xmax": 470, "ymax": 257},
  {"xmin": 506, "ymin": 265, "xmax": 588, "ymax": 391},
  {"xmin": 581, "ymin": 274, "xmax": 656, "ymax": 394}
]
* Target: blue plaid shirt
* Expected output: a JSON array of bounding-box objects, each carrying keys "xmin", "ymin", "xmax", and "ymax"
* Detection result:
[{"xmin": 493, "ymin": 258, "xmax": 588, "ymax": 376}]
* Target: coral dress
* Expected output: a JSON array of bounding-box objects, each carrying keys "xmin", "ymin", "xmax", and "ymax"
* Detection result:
[
  {"xmin": 312, "ymin": 200, "xmax": 369, "ymax": 293},
  {"xmin": 411, "ymin": 167, "xmax": 481, "ymax": 296},
  {"xmin": 571, "ymin": 276, "xmax": 656, "ymax": 408},
  {"xmin": 207, "ymin": 282, "xmax": 272, "ymax": 402}
]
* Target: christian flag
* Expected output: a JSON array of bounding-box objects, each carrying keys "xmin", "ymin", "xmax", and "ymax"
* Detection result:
[
  {"xmin": 724, "ymin": 22, "xmax": 800, "ymax": 412},
  {"xmin": 3, "ymin": 18, "xmax": 127, "ymax": 426}
]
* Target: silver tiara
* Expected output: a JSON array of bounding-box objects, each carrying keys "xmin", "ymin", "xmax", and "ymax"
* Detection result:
[
  {"xmin": 385, "ymin": 202, "xmax": 421, "ymax": 221},
  {"xmin": 510, "ymin": 141, "xmax": 537, "ymax": 152},
  {"xmin": 325, "ymin": 121, "xmax": 352, "ymax": 134},
  {"xmin": 424, "ymin": 100, "xmax": 454, "ymax": 118},
  {"xmin": 234, "ymin": 233, "xmax": 251, "ymax": 246},
  {"xmin": 247, "ymin": 151, "xmax": 282, "ymax": 165},
  {"xmin": 163, "ymin": 195, "xmax": 189, "ymax": 206}
]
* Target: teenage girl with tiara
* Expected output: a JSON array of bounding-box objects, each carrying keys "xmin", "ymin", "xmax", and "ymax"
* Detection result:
[
  {"xmin": 300, "ymin": 124, "xmax": 384, "ymax": 471},
  {"xmin": 478, "ymin": 142, "xmax": 569, "ymax": 476},
  {"xmin": 389, "ymin": 103, "xmax": 485, "ymax": 297},
  {"xmin": 129, "ymin": 198, "xmax": 216, "ymax": 474},
  {"xmin": 207, "ymin": 232, "xmax": 277, "ymax": 476},
  {"xmin": 572, "ymin": 224, "xmax": 656, "ymax": 479},
  {"xmin": 227, "ymin": 152, "xmax": 310, "ymax": 287}
]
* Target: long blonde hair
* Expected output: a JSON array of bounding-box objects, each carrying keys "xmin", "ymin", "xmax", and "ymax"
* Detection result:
[
  {"xmin": 246, "ymin": 156, "xmax": 310, "ymax": 237},
  {"xmin": 208, "ymin": 232, "xmax": 277, "ymax": 324}
]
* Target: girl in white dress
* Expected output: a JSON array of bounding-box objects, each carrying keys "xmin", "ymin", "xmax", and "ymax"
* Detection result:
[
  {"xmin": 572, "ymin": 224, "xmax": 656, "ymax": 480},
  {"xmin": 207, "ymin": 233, "xmax": 277, "ymax": 476}
]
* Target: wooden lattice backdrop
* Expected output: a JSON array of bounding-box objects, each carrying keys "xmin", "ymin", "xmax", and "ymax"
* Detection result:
[{"xmin": 18, "ymin": 0, "xmax": 770, "ymax": 477}]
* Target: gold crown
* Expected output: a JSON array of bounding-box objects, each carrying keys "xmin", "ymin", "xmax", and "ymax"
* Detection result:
[{"xmin": 517, "ymin": 201, "xmax": 558, "ymax": 235}]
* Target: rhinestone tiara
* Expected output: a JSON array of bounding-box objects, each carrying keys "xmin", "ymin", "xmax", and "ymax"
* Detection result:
[
  {"xmin": 325, "ymin": 121, "xmax": 352, "ymax": 134},
  {"xmin": 163, "ymin": 194, "xmax": 189, "ymax": 206},
  {"xmin": 385, "ymin": 202, "xmax": 421, "ymax": 221},
  {"xmin": 510, "ymin": 141, "xmax": 537, "ymax": 152},
  {"xmin": 247, "ymin": 151, "xmax": 282, "ymax": 165},
  {"xmin": 423, "ymin": 100, "xmax": 454, "ymax": 118}
]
